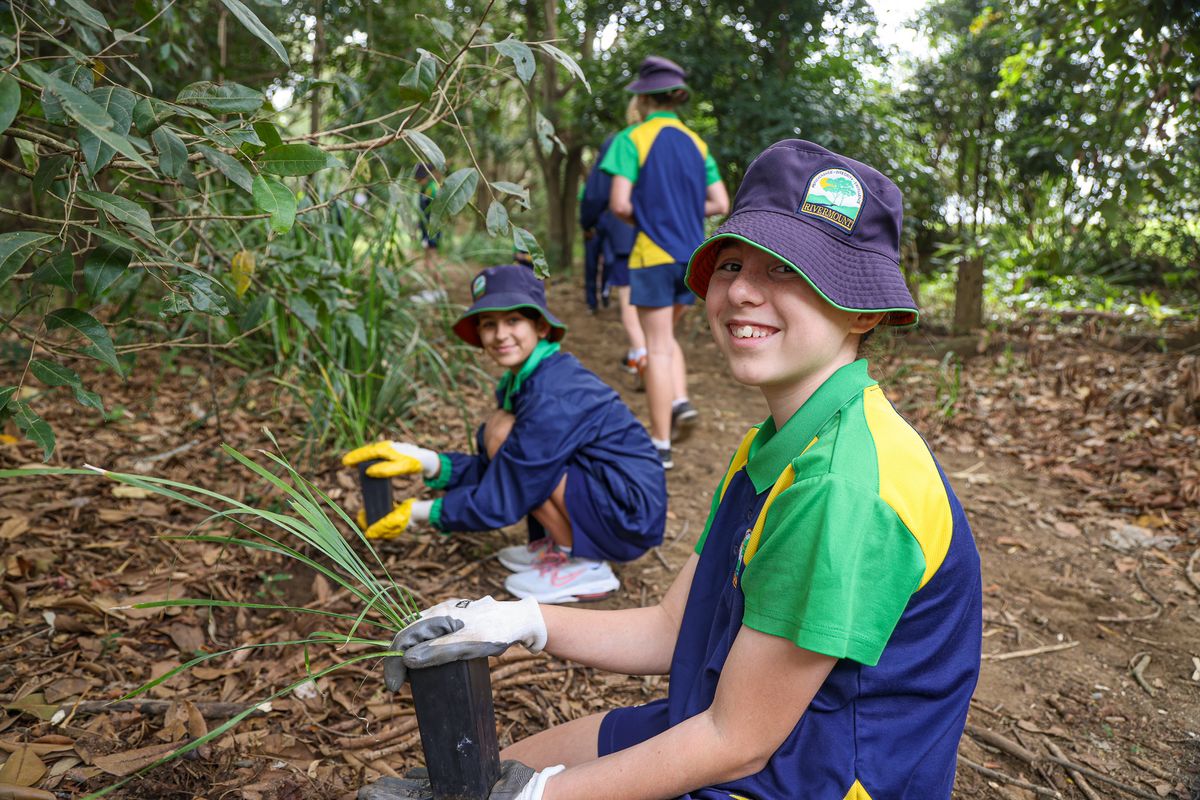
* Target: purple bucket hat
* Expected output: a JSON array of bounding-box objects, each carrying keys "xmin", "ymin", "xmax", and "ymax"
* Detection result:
[
  {"xmin": 452, "ymin": 264, "xmax": 566, "ymax": 347},
  {"xmin": 685, "ymin": 140, "xmax": 918, "ymax": 327},
  {"xmin": 625, "ymin": 55, "xmax": 689, "ymax": 96}
]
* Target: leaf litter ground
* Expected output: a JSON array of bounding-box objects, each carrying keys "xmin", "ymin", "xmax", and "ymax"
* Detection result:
[{"xmin": 1, "ymin": 273, "xmax": 1198, "ymax": 799}]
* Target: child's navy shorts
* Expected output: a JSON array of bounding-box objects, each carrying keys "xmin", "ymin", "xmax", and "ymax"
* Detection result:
[
  {"xmin": 606, "ymin": 255, "xmax": 630, "ymax": 287},
  {"xmin": 629, "ymin": 262, "xmax": 695, "ymax": 308}
]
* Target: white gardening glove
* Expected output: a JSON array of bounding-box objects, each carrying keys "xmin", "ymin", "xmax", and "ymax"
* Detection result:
[
  {"xmin": 383, "ymin": 596, "xmax": 547, "ymax": 690},
  {"xmin": 490, "ymin": 761, "xmax": 565, "ymax": 800},
  {"xmin": 343, "ymin": 441, "xmax": 441, "ymax": 479}
]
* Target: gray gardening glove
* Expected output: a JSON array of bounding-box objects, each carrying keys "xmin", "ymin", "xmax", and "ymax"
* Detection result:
[
  {"xmin": 383, "ymin": 596, "xmax": 547, "ymax": 691},
  {"xmin": 490, "ymin": 760, "xmax": 565, "ymax": 800}
]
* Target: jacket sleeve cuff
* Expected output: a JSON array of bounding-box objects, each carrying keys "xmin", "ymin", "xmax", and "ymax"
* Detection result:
[
  {"xmin": 425, "ymin": 454, "xmax": 454, "ymax": 489},
  {"xmin": 429, "ymin": 498, "xmax": 447, "ymax": 532}
]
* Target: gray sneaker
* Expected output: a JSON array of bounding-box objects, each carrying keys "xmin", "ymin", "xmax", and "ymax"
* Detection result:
[{"xmin": 671, "ymin": 401, "xmax": 698, "ymax": 443}]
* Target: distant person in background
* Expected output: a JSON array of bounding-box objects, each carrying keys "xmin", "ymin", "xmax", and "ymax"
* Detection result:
[
  {"xmin": 602, "ymin": 56, "xmax": 730, "ymax": 469},
  {"xmin": 412, "ymin": 163, "xmax": 446, "ymax": 304},
  {"xmin": 580, "ymin": 129, "xmax": 646, "ymax": 379}
]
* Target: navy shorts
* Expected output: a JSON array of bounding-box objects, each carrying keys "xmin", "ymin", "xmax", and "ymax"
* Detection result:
[
  {"xmin": 629, "ymin": 262, "xmax": 695, "ymax": 308},
  {"xmin": 564, "ymin": 468, "xmax": 659, "ymax": 563},
  {"xmin": 606, "ymin": 254, "xmax": 630, "ymax": 287}
]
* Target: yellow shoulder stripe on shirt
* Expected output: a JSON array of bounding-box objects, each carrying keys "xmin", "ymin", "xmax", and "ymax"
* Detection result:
[
  {"xmin": 629, "ymin": 115, "xmax": 709, "ymax": 166},
  {"xmin": 861, "ymin": 385, "xmax": 953, "ymax": 589},
  {"xmin": 741, "ymin": 436, "xmax": 817, "ymax": 567},
  {"xmin": 718, "ymin": 427, "xmax": 759, "ymax": 502}
]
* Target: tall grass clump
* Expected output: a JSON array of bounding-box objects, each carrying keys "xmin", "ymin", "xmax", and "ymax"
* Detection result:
[
  {"xmin": 1, "ymin": 431, "xmax": 418, "ymax": 797},
  {"xmin": 212, "ymin": 180, "xmax": 491, "ymax": 455}
]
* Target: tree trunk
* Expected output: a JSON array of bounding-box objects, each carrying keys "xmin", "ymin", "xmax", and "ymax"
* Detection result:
[
  {"xmin": 310, "ymin": 0, "xmax": 324, "ymax": 136},
  {"xmin": 953, "ymin": 255, "xmax": 984, "ymax": 332}
]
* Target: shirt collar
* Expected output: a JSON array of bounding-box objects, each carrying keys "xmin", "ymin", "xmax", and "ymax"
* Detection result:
[
  {"xmin": 644, "ymin": 111, "xmax": 680, "ymax": 122},
  {"xmin": 745, "ymin": 360, "xmax": 876, "ymax": 492},
  {"xmin": 497, "ymin": 339, "xmax": 560, "ymax": 411}
]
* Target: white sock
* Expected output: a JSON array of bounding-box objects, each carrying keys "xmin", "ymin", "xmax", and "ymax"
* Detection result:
[
  {"xmin": 672, "ymin": 397, "xmax": 689, "ymax": 409},
  {"xmin": 630, "ymin": 348, "xmax": 647, "ymax": 359},
  {"xmin": 651, "ymin": 437, "xmax": 671, "ymax": 449}
]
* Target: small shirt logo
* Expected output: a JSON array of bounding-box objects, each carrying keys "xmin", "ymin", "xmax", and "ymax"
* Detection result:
[
  {"xmin": 799, "ymin": 168, "xmax": 864, "ymax": 233},
  {"xmin": 471, "ymin": 275, "xmax": 487, "ymax": 299},
  {"xmin": 732, "ymin": 528, "xmax": 753, "ymax": 588}
]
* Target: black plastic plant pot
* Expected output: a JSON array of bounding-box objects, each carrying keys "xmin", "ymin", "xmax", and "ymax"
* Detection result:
[
  {"xmin": 357, "ymin": 658, "xmax": 501, "ymax": 800},
  {"xmin": 359, "ymin": 460, "xmax": 394, "ymax": 527},
  {"xmin": 408, "ymin": 658, "xmax": 501, "ymax": 800}
]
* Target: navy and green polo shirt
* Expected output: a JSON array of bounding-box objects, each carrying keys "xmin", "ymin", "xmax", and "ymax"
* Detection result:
[
  {"xmin": 599, "ymin": 111, "xmax": 721, "ymax": 269},
  {"xmin": 598, "ymin": 360, "xmax": 982, "ymax": 799}
]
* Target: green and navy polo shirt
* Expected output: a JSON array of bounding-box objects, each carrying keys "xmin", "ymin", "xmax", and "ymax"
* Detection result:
[
  {"xmin": 598, "ymin": 359, "xmax": 983, "ymax": 799},
  {"xmin": 599, "ymin": 111, "xmax": 721, "ymax": 269}
]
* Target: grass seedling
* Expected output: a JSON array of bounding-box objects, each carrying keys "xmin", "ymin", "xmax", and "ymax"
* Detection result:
[{"xmin": 1, "ymin": 429, "xmax": 419, "ymax": 798}]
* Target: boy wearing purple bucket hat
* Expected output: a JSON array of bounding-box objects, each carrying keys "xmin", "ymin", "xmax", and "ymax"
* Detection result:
[
  {"xmin": 601, "ymin": 55, "xmax": 730, "ymax": 469},
  {"xmin": 343, "ymin": 264, "xmax": 666, "ymax": 604},
  {"xmin": 378, "ymin": 141, "xmax": 982, "ymax": 800}
]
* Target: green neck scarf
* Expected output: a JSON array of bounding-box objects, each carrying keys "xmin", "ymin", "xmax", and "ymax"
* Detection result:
[{"xmin": 497, "ymin": 339, "xmax": 560, "ymax": 411}]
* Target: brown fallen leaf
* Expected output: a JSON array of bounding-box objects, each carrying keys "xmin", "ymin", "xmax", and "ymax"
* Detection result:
[
  {"xmin": 91, "ymin": 741, "xmax": 179, "ymax": 777},
  {"xmin": 0, "ymin": 783, "xmax": 56, "ymax": 800},
  {"xmin": 42, "ymin": 677, "xmax": 91, "ymax": 704},
  {"xmin": 0, "ymin": 516, "xmax": 30, "ymax": 541},
  {"xmin": 2, "ymin": 695, "xmax": 57, "ymax": 723},
  {"xmin": 1053, "ymin": 520, "xmax": 1081, "ymax": 538},
  {"xmin": 0, "ymin": 745, "xmax": 45, "ymax": 787}
]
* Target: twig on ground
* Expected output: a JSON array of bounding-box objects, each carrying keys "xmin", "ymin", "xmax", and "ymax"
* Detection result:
[
  {"xmin": 983, "ymin": 641, "xmax": 1079, "ymax": 661},
  {"xmin": 1129, "ymin": 652, "xmax": 1155, "ymax": 696},
  {"xmin": 1046, "ymin": 740, "xmax": 1103, "ymax": 800},
  {"xmin": 956, "ymin": 755, "xmax": 1061, "ymax": 798},
  {"xmin": 964, "ymin": 724, "xmax": 1160, "ymax": 800}
]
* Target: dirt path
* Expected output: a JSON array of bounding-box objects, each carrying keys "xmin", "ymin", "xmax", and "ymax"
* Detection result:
[{"xmin": 0, "ymin": 263, "xmax": 1196, "ymax": 799}]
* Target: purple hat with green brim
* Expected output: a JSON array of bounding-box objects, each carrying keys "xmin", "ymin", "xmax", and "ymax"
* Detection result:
[
  {"xmin": 686, "ymin": 140, "xmax": 919, "ymax": 327},
  {"xmin": 625, "ymin": 56, "xmax": 689, "ymax": 96},
  {"xmin": 452, "ymin": 264, "xmax": 566, "ymax": 347}
]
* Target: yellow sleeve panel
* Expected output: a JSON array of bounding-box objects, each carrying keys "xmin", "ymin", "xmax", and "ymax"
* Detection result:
[{"xmin": 861, "ymin": 385, "xmax": 953, "ymax": 589}]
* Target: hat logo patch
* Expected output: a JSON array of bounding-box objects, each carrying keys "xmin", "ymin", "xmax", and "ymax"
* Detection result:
[
  {"xmin": 471, "ymin": 275, "xmax": 487, "ymax": 299},
  {"xmin": 799, "ymin": 168, "xmax": 864, "ymax": 233}
]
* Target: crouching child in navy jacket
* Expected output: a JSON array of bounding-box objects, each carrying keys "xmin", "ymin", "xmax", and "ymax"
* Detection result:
[{"xmin": 344, "ymin": 264, "xmax": 666, "ymax": 603}]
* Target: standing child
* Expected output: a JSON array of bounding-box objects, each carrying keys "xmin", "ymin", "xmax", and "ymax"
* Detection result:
[
  {"xmin": 602, "ymin": 55, "xmax": 730, "ymax": 469},
  {"xmin": 344, "ymin": 264, "xmax": 667, "ymax": 604},
  {"xmin": 385, "ymin": 141, "xmax": 983, "ymax": 800},
  {"xmin": 580, "ymin": 132, "xmax": 644, "ymax": 375}
]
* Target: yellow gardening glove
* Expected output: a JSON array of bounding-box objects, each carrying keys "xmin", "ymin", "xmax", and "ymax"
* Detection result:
[
  {"xmin": 355, "ymin": 498, "xmax": 434, "ymax": 540},
  {"xmin": 342, "ymin": 441, "xmax": 435, "ymax": 478}
]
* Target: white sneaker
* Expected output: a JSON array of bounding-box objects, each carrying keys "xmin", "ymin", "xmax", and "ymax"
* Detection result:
[
  {"xmin": 496, "ymin": 538, "xmax": 563, "ymax": 573},
  {"xmin": 504, "ymin": 554, "xmax": 619, "ymax": 604}
]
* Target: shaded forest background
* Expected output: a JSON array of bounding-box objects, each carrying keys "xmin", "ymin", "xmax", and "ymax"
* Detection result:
[{"xmin": 0, "ymin": 0, "xmax": 1197, "ymax": 455}]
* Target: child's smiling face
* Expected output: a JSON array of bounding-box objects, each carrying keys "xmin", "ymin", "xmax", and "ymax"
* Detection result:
[
  {"xmin": 476, "ymin": 310, "xmax": 549, "ymax": 372},
  {"xmin": 705, "ymin": 241, "xmax": 881, "ymax": 418}
]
